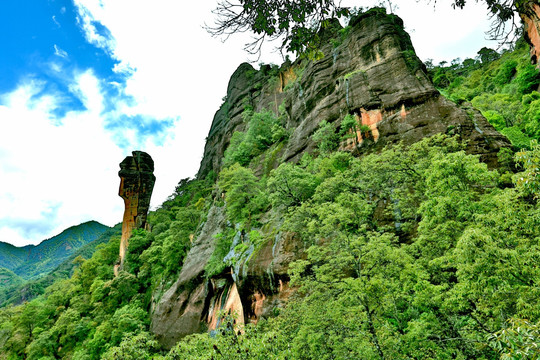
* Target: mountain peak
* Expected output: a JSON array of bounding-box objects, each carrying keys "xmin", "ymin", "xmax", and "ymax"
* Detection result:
[{"xmin": 0, "ymin": 221, "xmax": 110, "ymax": 280}]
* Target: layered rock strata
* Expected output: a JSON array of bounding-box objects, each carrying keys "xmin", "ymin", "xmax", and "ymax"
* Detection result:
[
  {"xmin": 153, "ymin": 10, "xmax": 510, "ymax": 348},
  {"xmin": 117, "ymin": 151, "xmax": 155, "ymax": 272},
  {"xmin": 198, "ymin": 11, "xmax": 509, "ymax": 179}
]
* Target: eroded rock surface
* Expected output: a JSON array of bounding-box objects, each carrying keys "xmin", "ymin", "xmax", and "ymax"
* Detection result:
[
  {"xmin": 198, "ymin": 11, "xmax": 509, "ymax": 179},
  {"xmin": 151, "ymin": 205, "xmax": 227, "ymax": 348},
  {"xmin": 117, "ymin": 151, "xmax": 155, "ymax": 271},
  {"xmin": 153, "ymin": 10, "xmax": 511, "ymax": 348}
]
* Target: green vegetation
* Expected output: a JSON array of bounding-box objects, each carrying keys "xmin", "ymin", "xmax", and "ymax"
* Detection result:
[
  {"xmin": 0, "ymin": 175, "xmax": 213, "ymax": 359},
  {"xmin": 312, "ymin": 120, "xmax": 339, "ymax": 153},
  {"xmin": 0, "ymin": 224, "xmax": 122, "ymax": 307},
  {"xmin": 3, "ymin": 131, "xmax": 540, "ymax": 358},
  {"xmin": 204, "ymin": 231, "xmax": 235, "ymax": 278},
  {"xmin": 209, "ymin": 0, "xmax": 530, "ymax": 58},
  {"xmin": 0, "ymin": 268, "xmax": 23, "ymax": 290},
  {"xmin": 164, "ymin": 134, "xmax": 540, "ymax": 359},
  {"xmin": 2, "ymin": 36, "xmax": 540, "ymax": 358},
  {"xmin": 428, "ymin": 40, "xmax": 540, "ymax": 148},
  {"xmin": 343, "ymin": 69, "xmax": 365, "ymax": 80},
  {"xmin": 0, "ymin": 221, "xmax": 110, "ymax": 280},
  {"xmin": 218, "ymin": 164, "xmax": 268, "ymax": 227},
  {"xmin": 331, "ymin": 24, "xmax": 352, "ymax": 48},
  {"xmin": 223, "ymin": 107, "xmax": 288, "ymax": 168}
]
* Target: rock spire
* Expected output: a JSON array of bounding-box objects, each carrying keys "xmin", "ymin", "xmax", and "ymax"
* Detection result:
[{"xmin": 117, "ymin": 151, "xmax": 155, "ymax": 272}]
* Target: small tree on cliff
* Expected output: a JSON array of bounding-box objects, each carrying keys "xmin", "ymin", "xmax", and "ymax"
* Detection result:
[{"xmin": 208, "ymin": 0, "xmax": 536, "ymax": 57}]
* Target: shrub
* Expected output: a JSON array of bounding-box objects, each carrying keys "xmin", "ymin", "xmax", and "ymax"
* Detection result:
[
  {"xmin": 223, "ymin": 131, "xmax": 252, "ymax": 167},
  {"xmin": 223, "ymin": 109, "xmax": 286, "ymax": 167},
  {"xmin": 204, "ymin": 231, "xmax": 233, "ymax": 278},
  {"xmin": 500, "ymin": 126, "xmax": 531, "ymax": 149},
  {"xmin": 494, "ymin": 59, "xmax": 517, "ymax": 86},
  {"xmin": 339, "ymin": 113, "xmax": 358, "ymax": 139},
  {"xmin": 313, "ymin": 120, "xmax": 338, "ymax": 154},
  {"xmin": 433, "ymin": 73, "xmax": 450, "ymax": 88},
  {"xmin": 482, "ymin": 110, "xmax": 506, "ymax": 131},
  {"xmin": 515, "ymin": 64, "xmax": 540, "ymax": 95}
]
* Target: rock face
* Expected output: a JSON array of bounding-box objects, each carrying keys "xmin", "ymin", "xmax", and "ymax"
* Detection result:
[
  {"xmin": 151, "ymin": 206, "xmax": 301, "ymax": 348},
  {"xmin": 151, "ymin": 205, "xmax": 227, "ymax": 348},
  {"xmin": 152, "ymin": 10, "xmax": 510, "ymax": 348},
  {"xmin": 522, "ymin": 2, "xmax": 540, "ymax": 67},
  {"xmin": 198, "ymin": 11, "xmax": 509, "ymax": 179},
  {"xmin": 117, "ymin": 151, "xmax": 155, "ymax": 271}
]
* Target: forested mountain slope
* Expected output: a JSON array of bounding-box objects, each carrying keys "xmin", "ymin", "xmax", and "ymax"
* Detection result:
[
  {"xmin": 0, "ymin": 221, "xmax": 110, "ymax": 280},
  {"xmin": 428, "ymin": 38, "xmax": 540, "ymax": 149},
  {"xmin": 0, "ymin": 224, "xmax": 121, "ymax": 307},
  {"xmin": 1, "ymin": 8, "xmax": 540, "ymax": 360},
  {"xmin": 0, "ymin": 268, "xmax": 23, "ymax": 290}
]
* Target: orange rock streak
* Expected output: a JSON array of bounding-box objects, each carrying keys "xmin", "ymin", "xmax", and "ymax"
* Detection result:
[
  {"xmin": 119, "ymin": 185, "xmax": 138, "ymax": 265},
  {"xmin": 250, "ymin": 292, "xmax": 266, "ymax": 324},
  {"xmin": 522, "ymin": 3, "xmax": 540, "ymax": 67},
  {"xmin": 208, "ymin": 283, "xmax": 245, "ymax": 331}
]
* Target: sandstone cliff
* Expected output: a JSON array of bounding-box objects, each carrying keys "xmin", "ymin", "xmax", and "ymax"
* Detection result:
[
  {"xmin": 198, "ymin": 11, "xmax": 508, "ymax": 179},
  {"xmin": 152, "ymin": 9, "xmax": 510, "ymax": 348}
]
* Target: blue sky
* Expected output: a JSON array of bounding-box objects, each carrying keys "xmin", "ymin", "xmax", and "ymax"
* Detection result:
[
  {"xmin": 0, "ymin": 1, "xmax": 118, "ymax": 112},
  {"xmin": 0, "ymin": 0, "xmax": 504, "ymax": 246}
]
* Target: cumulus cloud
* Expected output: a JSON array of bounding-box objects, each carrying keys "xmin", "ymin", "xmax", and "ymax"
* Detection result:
[
  {"xmin": 0, "ymin": 70, "xmax": 124, "ymax": 246},
  {"xmin": 68, "ymin": 0, "xmax": 274, "ymax": 208}
]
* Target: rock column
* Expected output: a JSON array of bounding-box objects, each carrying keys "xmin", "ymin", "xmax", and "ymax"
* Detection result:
[{"xmin": 116, "ymin": 151, "xmax": 155, "ymax": 273}]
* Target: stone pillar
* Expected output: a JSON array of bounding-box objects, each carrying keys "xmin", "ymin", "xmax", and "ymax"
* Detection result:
[{"xmin": 116, "ymin": 151, "xmax": 155, "ymax": 273}]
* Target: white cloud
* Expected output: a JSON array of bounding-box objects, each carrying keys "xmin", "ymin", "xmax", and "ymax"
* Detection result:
[
  {"xmin": 54, "ymin": 44, "xmax": 68, "ymax": 58},
  {"xmin": 0, "ymin": 71, "xmax": 124, "ymax": 246},
  {"xmin": 52, "ymin": 15, "xmax": 61, "ymax": 28},
  {"xmin": 73, "ymin": 0, "xmax": 116, "ymax": 55},
  {"xmin": 69, "ymin": 0, "xmax": 278, "ymax": 205},
  {"xmin": 72, "ymin": 1, "xmax": 253, "ymax": 119}
]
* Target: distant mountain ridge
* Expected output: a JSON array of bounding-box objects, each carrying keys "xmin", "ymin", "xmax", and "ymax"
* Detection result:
[
  {"xmin": 0, "ymin": 223, "xmax": 122, "ymax": 307},
  {"xmin": 0, "ymin": 221, "xmax": 110, "ymax": 280}
]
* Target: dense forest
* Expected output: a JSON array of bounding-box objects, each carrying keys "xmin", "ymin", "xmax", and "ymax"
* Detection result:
[
  {"xmin": 0, "ymin": 222, "xmax": 110, "ymax": 284},
  {"xmin": 1, "ymin": 9, "xmax": 540, "ymax": 360},
  {"xmin": 428, "ymin": 38, "xmax": 540, "ymax": 149},
  {"xmin": 0, "ymin": 225, "xmax": 121, "ymax": 307}
]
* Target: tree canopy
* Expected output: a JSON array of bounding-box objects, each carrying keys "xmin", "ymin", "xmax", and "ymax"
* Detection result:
[
  {"xmin": 209, "ymin": 0, "xmax": 536, "ymax": 57},
  {"xmin": 208, "ymin": 0, "xmax": 349, "ymax": 56}
]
